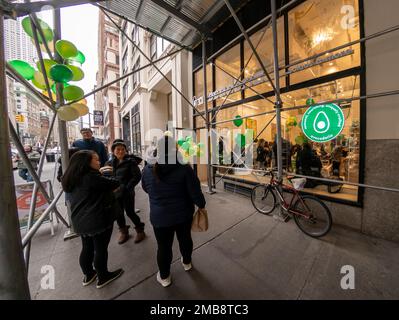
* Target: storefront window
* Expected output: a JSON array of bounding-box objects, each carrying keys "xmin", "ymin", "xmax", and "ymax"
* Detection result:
[
  {"xmin": 215, "ymin": 44, "xmax": 241, "ymax": 104},
  {"xmin": 244, "ymin": 17, "xmax": 286, "ymax": 98},
  {"xmin": 288, "ymin": 0, "xmax": 360, "ymax": 84},
  {"xmin": 194, "ymin": 64, "xmax": 212, "ymax": 113}
]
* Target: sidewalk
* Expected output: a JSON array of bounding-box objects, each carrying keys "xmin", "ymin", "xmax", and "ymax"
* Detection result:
[{"xmin": 26, "ymin": 183, "xmax": 399, "ymax": 300}]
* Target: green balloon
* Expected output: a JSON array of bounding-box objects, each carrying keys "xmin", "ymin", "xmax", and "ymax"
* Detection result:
[
  {"xmin": 9, "ymin": 60, "xmax": 35, "ymax": 80},
  {"xmin": 49, "ymin": 64, "xmax": 73, "ymax": 83},
  {"xmin": 185, "ymin": 136, "xmax": 192, "ymax": 142},
  {"xmin": 68, "ymin": 65, "xmax": 85, "ymax": 81},
  {"xmin": 181, "ymin": 142, "xmax": 191, "ymax": 151},
  {"xmin": 68, "ymin": 51, "xmax": 86, "ymax": 65},
  {"xmin": 21, "ymin": 17, "xmax": 54, "ymax": 44},
  {"xmin": 37, "ymin": 59, "xmax": 56, "ymax": 76},
  {"xmin": 177, "ymin": 139, "xmax": 185, "ymax": 146},
  {"xmin": 55, "ymin": 40, "xmax": 78, "ymax": 59},
  {"xmin": 63, "ymin": 85, "xmax": 84, "ymax": 101},
  {"xmin": 51, "ymin": 82, "xmax": 70, "ymax": 94},
  {"xmin": 306, "ymin": 98, "xmax": 315, "ymax": 106},
  {"xmin": 188, "ymin": 147, "xmax": 196, "ymax": 156},
  {"xmin": 233, "ymin": 115, "xmax": 243, "ymax": 127},
  {"xmin": 235, "ymin": 134, "xmax": 246, "ymax": 147}
]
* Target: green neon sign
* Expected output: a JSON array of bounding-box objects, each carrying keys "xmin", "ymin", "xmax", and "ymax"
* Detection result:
[{"xmin": 301, "ymin": 103, "xmax": 345, "ymax": 143}]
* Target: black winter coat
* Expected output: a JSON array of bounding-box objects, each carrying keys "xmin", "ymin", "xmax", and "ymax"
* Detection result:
[
  {"xmin": 68, "ymin": 170, "xmax": 120, "ymax": 235},
  {"xmin": 141, "ymin": 163, "xmax": 206, "ymax": 228},
  {"xmin": 105, "ymin": 155, "xmax": 142, "ymax": 198}
]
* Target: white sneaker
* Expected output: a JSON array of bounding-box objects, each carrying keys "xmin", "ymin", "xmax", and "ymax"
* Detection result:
[
  {"xmin": 181, "ymin": 257, "xmax": 192, "ymax": 271},
  {"xmin": 156, "ymin": 272, "xmax": 172, "ymax": 287}
]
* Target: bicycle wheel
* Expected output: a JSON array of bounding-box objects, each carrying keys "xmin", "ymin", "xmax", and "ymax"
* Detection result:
[
  {"xmin": 251, "ymin": 184, "xmax": 276, "ymax": 215},
  {"xmin": 292, "ymin": 195, "xmax": 332, "ymax": 237}
]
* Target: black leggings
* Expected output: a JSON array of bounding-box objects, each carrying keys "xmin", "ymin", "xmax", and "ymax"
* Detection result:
[
  {"xmin": 153, "ymin": 219, "xmax": 193, "ymax": 279},
  {"xmin": 116, "ymin": 192, "xmax": 144, "ymax": 230},
  {"xmin": 79, "ymin": 227, "xmax": 113, "ymax": 281}
]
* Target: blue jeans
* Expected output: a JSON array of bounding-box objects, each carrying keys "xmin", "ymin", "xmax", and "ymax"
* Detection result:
[{"xmin": 18, "ymin": 168, "xmax": 33, "ymax": 182}]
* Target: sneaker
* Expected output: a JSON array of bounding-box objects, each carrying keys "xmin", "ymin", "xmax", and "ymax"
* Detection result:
[
  {"xmin": 82, "ymin": 272, "xmax": 97, "ymax": 286},
  {"xmin": 180, "ymin": 257, "xmax": 192, "ymax": 271},
  {"xmin": 156, "ymin": 272, "xmax": 172, "ymax": 287},
  {"xmin": 96, "ymin": 269, "xmax": 124, "ymax": 289}
]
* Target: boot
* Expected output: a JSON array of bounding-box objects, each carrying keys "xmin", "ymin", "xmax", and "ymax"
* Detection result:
[
  {"xmin": 134, "ymin": 226, "xmax": 146, "ymax": 243},
  {"xmin": 118, "ymin": 226, "xmax": 130, "ymax": 244}
]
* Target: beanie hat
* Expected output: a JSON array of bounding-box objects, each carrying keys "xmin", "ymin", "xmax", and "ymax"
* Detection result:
[{"xmin": 111, "ymin": 139, "xmax": 127, "ymax": 152}]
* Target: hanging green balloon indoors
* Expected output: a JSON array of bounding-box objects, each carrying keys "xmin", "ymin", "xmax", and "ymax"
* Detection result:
[
  {"xmin": 177, "ymin": 139, "xmax": 185, "ymax": 147},
  {"xmin": 306, "ymin": 98, "xmax": 315, "ymax": 106},
  {"xmin": 9, "ymin": 60, "xmax": 35, "ymax": 80},
  {"xmin": 233, "ymin": 115, "xmax": 243, "ymax": 127},
  {"xmin": 63, "ymin": 85, "xmax": 84, "ymax": 101}
]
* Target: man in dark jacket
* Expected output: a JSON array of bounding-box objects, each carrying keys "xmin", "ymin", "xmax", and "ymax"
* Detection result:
[
  {"xmin": 141, "ymin": 136, "xmax": 206, "ymax": 287},
  {"xmin": 105, "ymin": 140, "xmax": 145, "ymax": 244},
  {"xmin": 72, "ymin": 128, "xmax": 108, "ymax": 166}
]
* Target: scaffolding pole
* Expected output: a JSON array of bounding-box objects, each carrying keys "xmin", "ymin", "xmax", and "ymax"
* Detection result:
[
  {"xmin": 0, "ymin": 8, "xmax": 31, "ymax": 300},
  {"xmin": 202, "ymin": 38, "xmax": 214, "ymax": 194},
  {"xmin": 53, "ymin": 7, "xmax": 76, "ymax": 240}
]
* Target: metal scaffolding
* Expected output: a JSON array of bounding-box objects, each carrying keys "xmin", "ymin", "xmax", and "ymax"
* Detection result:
[{"xmin": 1, "ymin": 0, "xmax": 399, "ymax": 300}]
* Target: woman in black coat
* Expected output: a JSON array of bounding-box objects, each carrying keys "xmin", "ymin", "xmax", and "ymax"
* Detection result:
[
  {"xmin": 61, "ymin": 150, "xmax": 124, "ymax": 289},
  {"xmin": 105, "ymin": 140, "xmax": 145, "ymax": 245},
  {"xmin": 141, "ymin": 136, "xmax": 206, "ymax": 287}
]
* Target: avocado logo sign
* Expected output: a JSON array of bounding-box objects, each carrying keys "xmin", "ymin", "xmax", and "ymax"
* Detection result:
[{"xmin": 301, "ymin": 103, "xmax": 344, "ymax": 143}]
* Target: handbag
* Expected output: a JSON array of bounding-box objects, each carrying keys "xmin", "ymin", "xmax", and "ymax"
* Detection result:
[{"xmin": 191, "ymin": 208, "xmax": 208, "ymax": 232}]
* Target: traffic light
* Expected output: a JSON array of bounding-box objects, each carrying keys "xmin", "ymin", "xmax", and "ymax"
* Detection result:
[{"xmin": 16, "ymin": 114, "xmax": 25, "ymax": 123}]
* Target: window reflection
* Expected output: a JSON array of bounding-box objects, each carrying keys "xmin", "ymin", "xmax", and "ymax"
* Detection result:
[{"xmin": 288, "ymin": 0, "xmax": 360, "ymax": 84}]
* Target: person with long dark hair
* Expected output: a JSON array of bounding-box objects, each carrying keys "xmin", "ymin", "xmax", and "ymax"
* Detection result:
[
  {"xmin": 61, "ymin": 150, "xmax": 124, "ymax": 289},
  {"xmin": 141, "ymin": 136, "xmax": 206, "ymax": 287}
]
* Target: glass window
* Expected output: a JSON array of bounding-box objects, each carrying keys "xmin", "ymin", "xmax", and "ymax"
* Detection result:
[
  {"xmin": 243, "ymin": 17, "xmax": 286, "ymax": 98},
  {"xmin": 131, "ymin": 104, "xmax": 141, "ymax": 155},
  {"xmin": 215, "ymin": 44, "xmax": 241, "ymax": 104},
  {"xmin": 122, "ymin": 50, "xmax": 128, "ymax": 74},
  {"xmin": 123, "ymin": 81, "xmax": 129, "ymax": 102},
  {"xmin": 132, "ymin": 57, "xmax": 140, "ymax": 89},
  {"xmin": 288, "ymin": 0, "xmax": 360, "ymax": 84},
  {"xmin": 193, "ymin": 63, "xmax": 213, "ymax": 113}
]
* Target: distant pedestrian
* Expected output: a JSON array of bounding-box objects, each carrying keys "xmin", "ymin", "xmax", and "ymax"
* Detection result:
[
  {"xmin": 141, "ymin": 136, "xmax": 206, "ymax": 287},
  {"xmin": 104, "ymin": 139, "xmax": 146, "ymax": 245},
  {"xmin": 72, "ymin": 128, "xmax": 108, "ymax": 166},
  {"xmin": 61, "ymin": 150, "xmax": 124, "ymax": 289},
  {"xmin": 17, "ymin": 145, "xmax": 40, "ymax": 182}
]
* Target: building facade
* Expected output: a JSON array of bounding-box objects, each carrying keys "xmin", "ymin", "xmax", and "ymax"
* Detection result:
[
  {"xmin": 119, "ymin": 20, "xmax": 193, "ymax": 156},
  {"xmin": 191, "ymin": 0, "xmax": 399, "ymax": 242},
  {"xmin": 94, "ymin": 11, "xmax": 121, "ymax": 148}
]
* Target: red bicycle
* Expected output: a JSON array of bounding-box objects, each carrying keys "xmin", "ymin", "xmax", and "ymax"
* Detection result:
[{"xmin": 251, "ymin": 170, "xmax": 332, "ymax": 237}]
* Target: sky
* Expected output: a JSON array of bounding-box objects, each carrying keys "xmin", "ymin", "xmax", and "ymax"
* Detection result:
[{"xmin": 37, "ymin": 4, "xmax": 99, "ymax": 127}]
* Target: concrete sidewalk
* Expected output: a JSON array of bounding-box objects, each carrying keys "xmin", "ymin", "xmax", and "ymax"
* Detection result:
[{"xmin": 26, "ymin": 184, "xmax": 399, "ymax": 300}]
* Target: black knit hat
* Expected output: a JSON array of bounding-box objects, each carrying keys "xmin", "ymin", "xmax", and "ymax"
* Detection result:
[{"xmin": 111, "ymin": 139, "xmax": 127, "ymax": 152}]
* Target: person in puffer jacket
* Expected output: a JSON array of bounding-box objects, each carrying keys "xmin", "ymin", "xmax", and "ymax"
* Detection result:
[
  {"xmin": 61, "ymin": 150, "xmax": 124, "ymax": 289},
  {"xmin": 141, "ymin": 136, "xmax": 206, "ymax": 287},
  {"xmin": 104, "ymin": 139, "xmax": 145, "ymax": 244}
]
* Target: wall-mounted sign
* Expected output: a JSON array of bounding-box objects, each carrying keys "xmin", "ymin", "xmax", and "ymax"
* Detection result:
[
  {"xmin": 193, "ymin": 49, "xmax": 354, "ymax": 107},
  {"xmin": 301, "ymin": 103, "xmax": 345, "ymax": 143},
  {"xmin": 93, "ymin": 110, "xmax": 104, "ymax": 126}
]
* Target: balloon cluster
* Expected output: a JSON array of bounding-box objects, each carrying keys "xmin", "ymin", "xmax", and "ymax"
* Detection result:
[
  {"xmin": 9, "ymin": 17, "xmax": 88, "ymax": 122},
  {"xmin": 286, "ymin": 115, "xmax": 298, "ymax": 128},
  {"xmin": 177, "ymin": 136, "xmax": 205, "ymax": 162}
]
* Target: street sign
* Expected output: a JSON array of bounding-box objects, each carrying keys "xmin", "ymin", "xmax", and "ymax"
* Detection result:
[
  {"xmin": 16, "ymin": 114, "xmax": 25, "ymax": 123},
  {"xmin": 301, "ymin": 103, "xmax": 345, "ymax": 143},
  {"xmin": 93, "ymin": 110, "xmax": 104, "ymax": 126}
]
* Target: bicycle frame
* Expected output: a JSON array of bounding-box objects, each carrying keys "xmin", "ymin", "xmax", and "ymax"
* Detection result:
[{"xmin": 267, "ymin": 171, "xmax": 313, "ymax": 220}]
